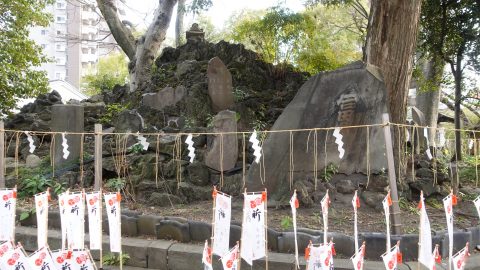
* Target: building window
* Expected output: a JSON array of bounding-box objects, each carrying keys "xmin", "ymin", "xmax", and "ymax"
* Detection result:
[
  {"xmin": 41, "ymin": 44, "xmax": 47, "ymax": 49},
  {"xmin": 55, "ymin": 73, "xmax": 62, "ymax": 79},
  {"xmin": 56, "ymin": 30, "xmax": 63, "ymax": 36},
  {"xmin": 41, "ymin": 29, "xmax": 47, "ymax": 35},
  {"xmin": 82, "ymin": 34, "xmax": 89, "ymax": 40},
  {"xmin": 56, "ymin": 2, "xmax": 65, "ymax": 9},
  {"xmin": 56, "ymin": 16, "xmax": 66, "ymax": 23},
  {"xmin": 82, "ymin": 48, "xmax": 88, "ymax": 54},
  {"xmin": 90, "ymin": 48, "xmax": 96, "ymax": 54},
  {"xmin": 82, "ymin": 19, "xmax": 89, "ymax": 25}
]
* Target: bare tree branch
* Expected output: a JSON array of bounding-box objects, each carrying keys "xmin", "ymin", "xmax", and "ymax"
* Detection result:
[{"xmin": 96, "ymin": 0, "xmax": 136, "ymax": 60}]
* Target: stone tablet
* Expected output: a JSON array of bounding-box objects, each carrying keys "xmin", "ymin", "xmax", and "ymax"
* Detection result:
[
  {"xmin": 51, "ymin": 104, "xmax": 84, "ymax": 168},
  {"xmin": 247, "ymin": 62, "xmax": 388, "ymax": 197},
  {"xmin": 204, "ymin": 110, "xmax": 238, "ymax": 171},
  {"xmin": 207, "ymin": 57, "xmax": 234, "ymax": 112}
]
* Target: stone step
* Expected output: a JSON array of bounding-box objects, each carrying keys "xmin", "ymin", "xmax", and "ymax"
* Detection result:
[{"xmin": 14, "ymin": 226, "xmax": 480, "ymax": 270}]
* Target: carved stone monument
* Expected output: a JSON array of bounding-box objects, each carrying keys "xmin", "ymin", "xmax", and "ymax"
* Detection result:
[
  {"xmin": 411, "ymin": 106, "xmax": 426, "ymax": 153},
  {"xmin": 142, "ymin": 85, "xmax": 186, "ymax": 110},
  {"xmin": 205, "ymin": 110, "xmax": 238, "ymax": 171},
  {"xmin": 207, "ymin": 57, "xmax": 234, "ymax": 112},
  {"xmin": 51, "ymin": 104, "xmax": 84, "ymax": 168},
  {"xmin": 247, "ymin": 62, "xmax": 389, "ymax": 197}
]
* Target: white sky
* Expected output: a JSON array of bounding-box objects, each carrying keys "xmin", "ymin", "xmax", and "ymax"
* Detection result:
[{"xmin": 122, "ymin": 0, "xmax": 305, "ymax": 37}]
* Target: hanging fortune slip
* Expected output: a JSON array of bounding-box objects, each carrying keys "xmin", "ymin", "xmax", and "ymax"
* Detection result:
[
  {"xmin": 241, "ymin": 190, "xmax": 267, "ymax": 265},
  {"xmin": 25, "ymin": 131, "xmax": 36, "ymax": 153},
  {"xmin": 249, "ymin": 131, "xmax": 262, "ymax": 163},
  {"xmin": 136, "ymin": 133, "xmax": 149, "ymax": 151},
  {"xmin": 333, "ymin": 127, "xmax": 345, "ymax": 159},
  {"xmin": 62, "ymin": 133, "xmax": 70, "ymax": 159},
  {"xmin": 185, "ymin": 134, "xmax": 195, "ymax": 163}
]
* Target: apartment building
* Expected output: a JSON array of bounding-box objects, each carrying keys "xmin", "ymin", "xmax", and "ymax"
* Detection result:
[{"xmin": 30, "ymin": 0, "xmax": 125, "ymax": 90}]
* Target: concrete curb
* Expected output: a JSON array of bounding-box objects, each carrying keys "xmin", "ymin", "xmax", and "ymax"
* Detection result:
[{"xmin": 15, "ymin": 226, "xmax": 480, "ymax": 270}]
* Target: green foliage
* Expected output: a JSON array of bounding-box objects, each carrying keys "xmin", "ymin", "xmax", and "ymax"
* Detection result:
[
  {"xmin": 130, "ymin": 143, "xmax": 144, "ymax": 154},
  {"xmin": 20, "ymin": 208, "xmax": 36, "ymax": 221},
  {"xmin": 0, "ymin": 0, "xmax": 54, "ymax": 114},
  {"xmin": 321, "ymin": 163, "xmax": 338, "ymax": 182},
  {"xmin": 83, "ymin": 52, "xmax": 129, "ymax": 95},
  {"xmin": 228, "ymin": 5, "xmax": 362, "ymax": 73},
  {"xmin": 18, "ymin": 175, "xmax": 66, "ymax": 199},
  {"xmin": 105, "ymin": 178, "xmax": 126, "ymax": 191},
  {"xmin": 102, "ymin": 253, "xmax": 130, "ymax": 266},
  {"xmin": 280, "ymin": 216, "xmax": 293, "ymax": 230},
  {"xmin": 100, "ymin": 103, "xmax": 127, "ymax": 124}
]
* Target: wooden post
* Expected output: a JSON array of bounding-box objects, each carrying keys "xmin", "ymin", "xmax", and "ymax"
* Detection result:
[
  {"xmin": 382, "ymin": 114, "xmax": 403, "ymax": 235},
  {"xmin": 0, "ymin": 121, "xmax": 4, "ymax": 188},
  {"xmin": 94, "ymin": 124, "xmax": 102, "ymax": 190}
]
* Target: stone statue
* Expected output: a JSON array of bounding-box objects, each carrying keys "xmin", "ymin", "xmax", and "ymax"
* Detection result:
[{"xmin": 186, "ymin": 23, "xmax": 205, "ymax": 42}]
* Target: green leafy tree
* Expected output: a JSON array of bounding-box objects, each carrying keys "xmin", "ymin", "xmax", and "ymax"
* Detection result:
[
  {"xmin": 419, "ymin": 0, "xmax": 480, "ymax": 161},
  {"xmin": 83, "ymin": 52, "xmax": 129, "ymax": 95},
  {"xmin": 228, "ymin": 6, "xmax": 362, "ymax": 73},
  {"xmin": 0, "ymin": 0, "xmax": 53, "ymax": 115}
]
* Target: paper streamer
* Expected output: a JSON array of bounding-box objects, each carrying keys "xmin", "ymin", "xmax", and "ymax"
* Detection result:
[
  {"xmin": 443, "ymin": 192, "xmax": 456, "ymax": 269},
  {"xmin": 136, "ymin": 133, "xmax": 149, "ymax": 151},
  {"xmin": 351, "ymin": 243, "xmax": 365, "ymax": 270},
  {"xmin": 241, "ymin": 191, "xmax": 266, "ymax": 265},
  {"xmin": 185, "ymin": 134, "xmax": 195, "ymax": 163},
  {"xmin": 25, "ymin": 132, "xmax": 36, "ymax": 153},
  {"xmin": 64, "ymin": 192, "xmax": 85, "ymax": 249},
  {"xmin": 0, "ymin": 246, "xmax": 30, "ymax": 270},
  {"xmin": 405, "ymin": 129, "xmax": 410, "ymax": 142},
  {"xmin": 321, "ymin": 190, "xmax": 330, "ymax": 244},
  {"xmin": 104, "ymin": 192, "xmax": 122, "ymax": 253},
  {"xmin": 424, "ymin": 128, "xmax": 433, "ymax": 160},
  {"xmin": 202, "ymin": 240, "xmax": 213, "ymax": 270},
  {"xmin": 34, "ymin": 191, "xmax": 49, "ymax": 249},
  {"xmin": 62, "ymin": 133, "xmax": 70, "ymax": 159},
  {"xmin": 86, "ymin": 191, "xmax": 102, "ymax": 250},
  {"xmin": 0, "ymin": 189, "xmax": 16, "ymax": 242},
  {"xmin": 468, "ymin": 139, "xmax": 474, "ymax": 150},
  {"xmin": 333, "ymin": 128, "xmax": 345, "ymax": 159},
  {"xmin": 221, "ymin": 243, "xmax": 239, "ymax": 270},
  {"xmin": 474, "ymin": 196, "xmax": 480, "ymax": 219},
  {"xmin": 290, "ymin": 190, "xmax": 299, "ymax": 269},
  {"xmin": 381, "ymin": 243, "xmax": 401, "ymax": 270},
  {"xmin": 212, "ymin": 189, "xmax": 231, "ymax": 256},
  {"xmin": 418, "ymin": 191, "xmax": 434, "ymax": 269},
  {"xmin": 249, "ymin": 131, "xmax": 262, "ymax": 163},
  {"xmin": 452, "ymin": 243, "xmax": 469, "ymax": 270},
  {"xmin": 28, "ymin": 246, "xmax": 56, "ymax": 270},
  {"xmin": 352, "ymin": 191, "xmax": 360, "ymax": 254},
  {"xmin": 306, "ymin": 242, "xmax": 335, "ymax": 270},
  {"xmin": 383, "ymin": 192, "xmax": 392, "ymax": 251}
]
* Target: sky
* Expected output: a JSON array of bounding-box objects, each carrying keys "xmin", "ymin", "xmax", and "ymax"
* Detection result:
[{"xmin": 122, "ymin": 0, "xmax": 305, "ymax": 37}]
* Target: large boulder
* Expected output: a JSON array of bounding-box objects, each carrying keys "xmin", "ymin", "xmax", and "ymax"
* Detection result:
[
  {"xmin": 247, "ymin": 62, "xmax": 388, "ymax": 198},
  {"xmin": 142, "ymin": 85, "xmax": 187, "ymax": 111}
]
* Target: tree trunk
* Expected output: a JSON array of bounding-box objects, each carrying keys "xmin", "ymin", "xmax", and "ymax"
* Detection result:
[
  {"xmin": 364, "ymin": 0, "xmax": 422, "ymax": 177},
  {"xmin": 453, "ymin": 65, "xmax": 463, "ymax": 161},
  {"xmin": 129, "ymin": 0, "xmax": 178, "ymax": 92},
  {"xmin": 416, "ymin": 57, "xmax": 444, "ymax": 142},
  {"xmin": 175, "ymin": 0, "xmax": 186, "ymax": 47}
]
